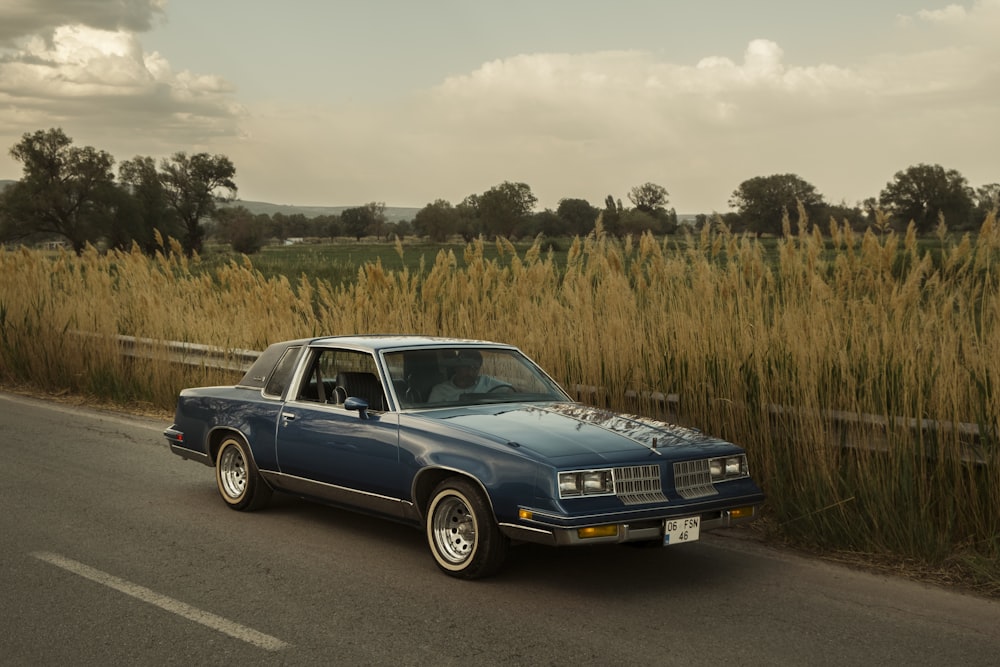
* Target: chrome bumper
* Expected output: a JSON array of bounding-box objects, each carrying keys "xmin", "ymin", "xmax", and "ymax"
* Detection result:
[{"xmin": 500, "ymin": 504, "xmax": 761, "ymax": 547}]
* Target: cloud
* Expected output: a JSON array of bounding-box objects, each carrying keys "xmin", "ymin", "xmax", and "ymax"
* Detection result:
[
  {"xmin": 880, "ymin": 1, "xmax": 1000, "ymax": 102},
  {"xmin": 898, "ymin": 0, "xmax": 1000, "ymax": 30},
  {"xmin": 416, "ymin": 38, "xmax": 878, "ymax": 171},
  {"xmin": 0, "ymin": 0, "xmax": 166, "ymax": 47},
  {"xmin": 223, "ymin": 42, "xmax": 869, "ymax": 209},
  {"xmin": 2, "ymin": 0, "xmax": 998, "ymax": 214},
  {"xmin": 0, "ymin": 3, "xmax": 242, "ymax": 158},
  {"xmin": 240, "ymin": 0, "xmax": 999, "ymax": 212},
  {"xmin": 917, "ymin": 3, "xmax": 970, "ymax": 23}
]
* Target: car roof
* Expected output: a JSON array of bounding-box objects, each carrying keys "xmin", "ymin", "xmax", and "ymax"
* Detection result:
[{"xmin": 303, "ymin": 335, "xmax": 517, "ymax": 353}]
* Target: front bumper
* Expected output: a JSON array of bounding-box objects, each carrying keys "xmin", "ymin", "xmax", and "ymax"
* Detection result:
[{"xmin": 499, "ymin": 502, "xmax": 762, "ymax": 547}]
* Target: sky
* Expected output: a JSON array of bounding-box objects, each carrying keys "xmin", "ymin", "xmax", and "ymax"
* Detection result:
[{"xmin": 1, "ymin": 0, "xmax": 998, "ymax": 214}]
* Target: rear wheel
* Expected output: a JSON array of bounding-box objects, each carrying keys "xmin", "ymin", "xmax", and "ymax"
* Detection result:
[
  {"xmin": 215, "ymin": 435, "xmax": 272, "ymax": 511},
  {"xmin": 426, "ymin": 478, "xmax": 508, "ymax": 579}
]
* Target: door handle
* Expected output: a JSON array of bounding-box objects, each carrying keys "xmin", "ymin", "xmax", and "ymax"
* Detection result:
[{"xmin": 281, "ymin": 412, "xmax": 296, "ymax": 421}]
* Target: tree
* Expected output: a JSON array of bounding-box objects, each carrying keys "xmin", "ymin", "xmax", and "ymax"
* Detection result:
[
  {"xmin": 282, "ymin": 213, "xmax": 311, "ymax": 238},
  {"xmin": 118, "ymin": 155, "xmax": 179, "ymax": 253},
  {"xmin": 477, "ymin": 181, "xmax": 537, "ymax": 239},
  {"xmin": 269, "ymin": 212, "xmax": 314, "ymax": 241},
  {"xmin": 312, "ymin": 213, "xmax": 342, "ymax": 239},
  {"xmin": 389, "ymin": 219, "xmax": 413, "ymax": 240},
  {"xmin": 825, "ymin": 201, "xmax": 867, "ymax": 233},
  {"xmin": 3, "ymin": 128, "xmax": 116, "ymax": 253},
  {"xmin": 341, "ymin": 206, "xmax": 374, "ymax": 240},
  {"xmin": 215, "ymin": 205, "xmax": 265, "ymax": 254},
  {"xmin": 974, "ymin": 183, "xmax": 999, "ymax": 225},
  {"xmin": 414, "ymin": 199, "xmax": 459, "ymax": 242},
  {"xmin": 601, "ymin": 195, "xmax": 623, "ymax": 236},
  {"xmin": 878, "ymin": 164, "xmax": 974, "ymax": 234},
  {"xmin": 523, "ymin": 209, "xmax": 560, "ymax": 238},
  {"xmin": 627, "ymin": 182, "xmax": 669, "ymax": 214},
  {"xmin": 624, "ymin": 183, "xmax": 678, "ymax": 234},
  {"xmin": 365, "ymin": 201, "xmax": 388, "ymax": 240},
  {"xmin": 456, "ymin": 196, "xmax": 482, "ymax": 241},
  {"xmin": 729, "ymin": 174, "xmax": 825, "ymax": 236},
  {"xmin": 618, "ymin": 209, "xmax": 658, "ymax": 237},
  {"xmin": 158, "ymin": 152, "xmax": 237, "ymax": 255},
  {"xmin": 556, "ymin": 198, "xmax": 600, "ymax": 236}
]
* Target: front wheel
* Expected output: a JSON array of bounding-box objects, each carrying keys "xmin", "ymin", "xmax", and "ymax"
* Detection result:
[
  {"xmin": 426, "ymin": 478, "xmax": 509, "ymax": 579},
  {"xmin": 215, "ymin": 435, "xmax": 272, "ymax": 511}
]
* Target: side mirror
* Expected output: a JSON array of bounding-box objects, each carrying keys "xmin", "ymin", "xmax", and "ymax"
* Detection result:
[{"xmin": 344, "ymin": 396, "xmax": 370, "ymax": 419}]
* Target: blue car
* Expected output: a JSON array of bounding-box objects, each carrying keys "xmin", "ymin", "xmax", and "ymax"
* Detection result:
[{"xmin": 164, "ymin": 336, "xmax": 765, "ymax": 579}]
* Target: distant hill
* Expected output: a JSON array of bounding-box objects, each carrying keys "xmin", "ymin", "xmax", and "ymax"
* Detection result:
[
  {"xmin": 228, "ymin": 199, "xmax": 701, "ymax": 224},
  {"xmin": 0, "ymin": 186, "xmax": 419, "ymax": 222},
  {"xmin": 224, "ymin": 199, "xmax": 420, "ymax": 223},
  {"xmin": 0, "ymin": 185, "xmax": 699, "ymax": 224}
]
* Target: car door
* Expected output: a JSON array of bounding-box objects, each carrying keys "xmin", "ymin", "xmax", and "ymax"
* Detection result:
[{"xmin": 274, "ymin": 347, "xmax": 404, "ymax": 515}]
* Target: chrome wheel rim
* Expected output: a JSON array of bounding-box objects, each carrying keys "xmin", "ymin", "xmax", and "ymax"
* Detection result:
[
  {"xmin": 431, "ymin": 494, "xmax": 477, "ymax": 565},
  {"xmin": 219, "ymin": 445, "xmax": 247, "ymax": 499}
]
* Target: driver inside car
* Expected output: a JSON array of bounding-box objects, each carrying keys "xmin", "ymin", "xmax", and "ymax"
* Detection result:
[{"xmin": 427, "ymin": 350, "xmax": 512, "ymax": 402}]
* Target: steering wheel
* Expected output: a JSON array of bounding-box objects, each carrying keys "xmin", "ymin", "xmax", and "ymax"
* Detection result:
[{"xmin": 487, "ymin": 383, "xmax": 515, "ymax": 393}]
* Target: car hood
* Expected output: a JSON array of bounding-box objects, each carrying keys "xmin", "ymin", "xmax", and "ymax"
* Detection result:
[{"xmin": 433, "ymin": 402, "xmax": 739, "ymax": 464}]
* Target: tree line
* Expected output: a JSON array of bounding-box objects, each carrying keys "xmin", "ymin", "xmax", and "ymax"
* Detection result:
[
  {"xmin": 1, "ymin": 128, "xmax": 997, "ymax": 255},
  {"xmin": 0, "ymin": 128, "xmax": 236, "ymax": 255}
]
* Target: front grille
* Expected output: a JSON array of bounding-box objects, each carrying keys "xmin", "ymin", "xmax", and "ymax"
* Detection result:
[
  {"xmin": 673, "ymin": 459, "xmax": 718, "ymax": 499},
  {"xmin": 614, "ymin": 464, "xmax": 669, "ymax": 505}
]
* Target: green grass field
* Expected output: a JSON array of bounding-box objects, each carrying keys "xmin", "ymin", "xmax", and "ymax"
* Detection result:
[
  {"xmin": 194, "ymin": 237, "xmax": 572, "ymax": 286},
  {"xmin": 195, "ymin": 229, "xmax": 977, "ymax": 288}
]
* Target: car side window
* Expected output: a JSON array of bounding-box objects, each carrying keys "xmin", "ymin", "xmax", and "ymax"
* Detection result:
[
  {"xmin": 263, "ymin": 346, "xmax": 302, "ymax": 398},
  {"xmin": 295, "ymin": 350, "xmax": 330, "ymax": 403},
  {"xmin": 294, "ymin": 348, "xmax": 387, "ymax": 411}
]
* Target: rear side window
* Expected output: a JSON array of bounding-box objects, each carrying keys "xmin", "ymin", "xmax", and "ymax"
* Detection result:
[{"xmin": 263, "ymin": 346, "xmax": 303, "ymax": 398}]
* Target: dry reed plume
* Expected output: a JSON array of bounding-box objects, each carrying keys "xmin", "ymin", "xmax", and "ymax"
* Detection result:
[{"xmin": 1, "ymin": 215, "xmax": 997, "ymax": 590}]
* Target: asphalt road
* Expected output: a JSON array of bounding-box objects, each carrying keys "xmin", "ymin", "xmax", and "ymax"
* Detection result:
[{"xmin": 1, "ymin": 391, "xmax": 998, "ymax": 666}]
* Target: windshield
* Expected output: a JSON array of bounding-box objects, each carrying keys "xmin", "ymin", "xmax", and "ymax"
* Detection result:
[{"xmin": 383, "ymin": 347, "xmax": 570, "ymax": 409}]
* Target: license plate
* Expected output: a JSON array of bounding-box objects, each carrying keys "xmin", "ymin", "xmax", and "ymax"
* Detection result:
[{"xmin": 663, "ymin": 516, "xmax": 700, "ymax": 545}]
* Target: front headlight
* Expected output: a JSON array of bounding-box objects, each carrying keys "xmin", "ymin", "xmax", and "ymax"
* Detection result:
[
  {"xmin": 709, "ymin": 455, "xmax": 748, "ymax": 481},
  {"xmin": 558, "ymin": 469, "xmax": 614, "ymax": 498},
  {"xmin": 725, "ymin": 456, "xmax": 744, "ymax": 476},
  {"xmin": 559, "ymin": 472, "xmax": 582, "ymax": 497},
  {"xmin": 583, "ymin": 470, "xmax": 612, "ymax": 493}
]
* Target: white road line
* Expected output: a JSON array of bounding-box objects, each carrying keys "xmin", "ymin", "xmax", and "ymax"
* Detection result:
[{"xmin": 31, "ymin": 552, "xmax": 289, "ymax": 652}]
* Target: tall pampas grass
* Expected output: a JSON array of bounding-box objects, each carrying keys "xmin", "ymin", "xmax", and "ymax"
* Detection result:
[{"xmin": 1, "ymin": 213, "xmax": 997, "ymax": 591}]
